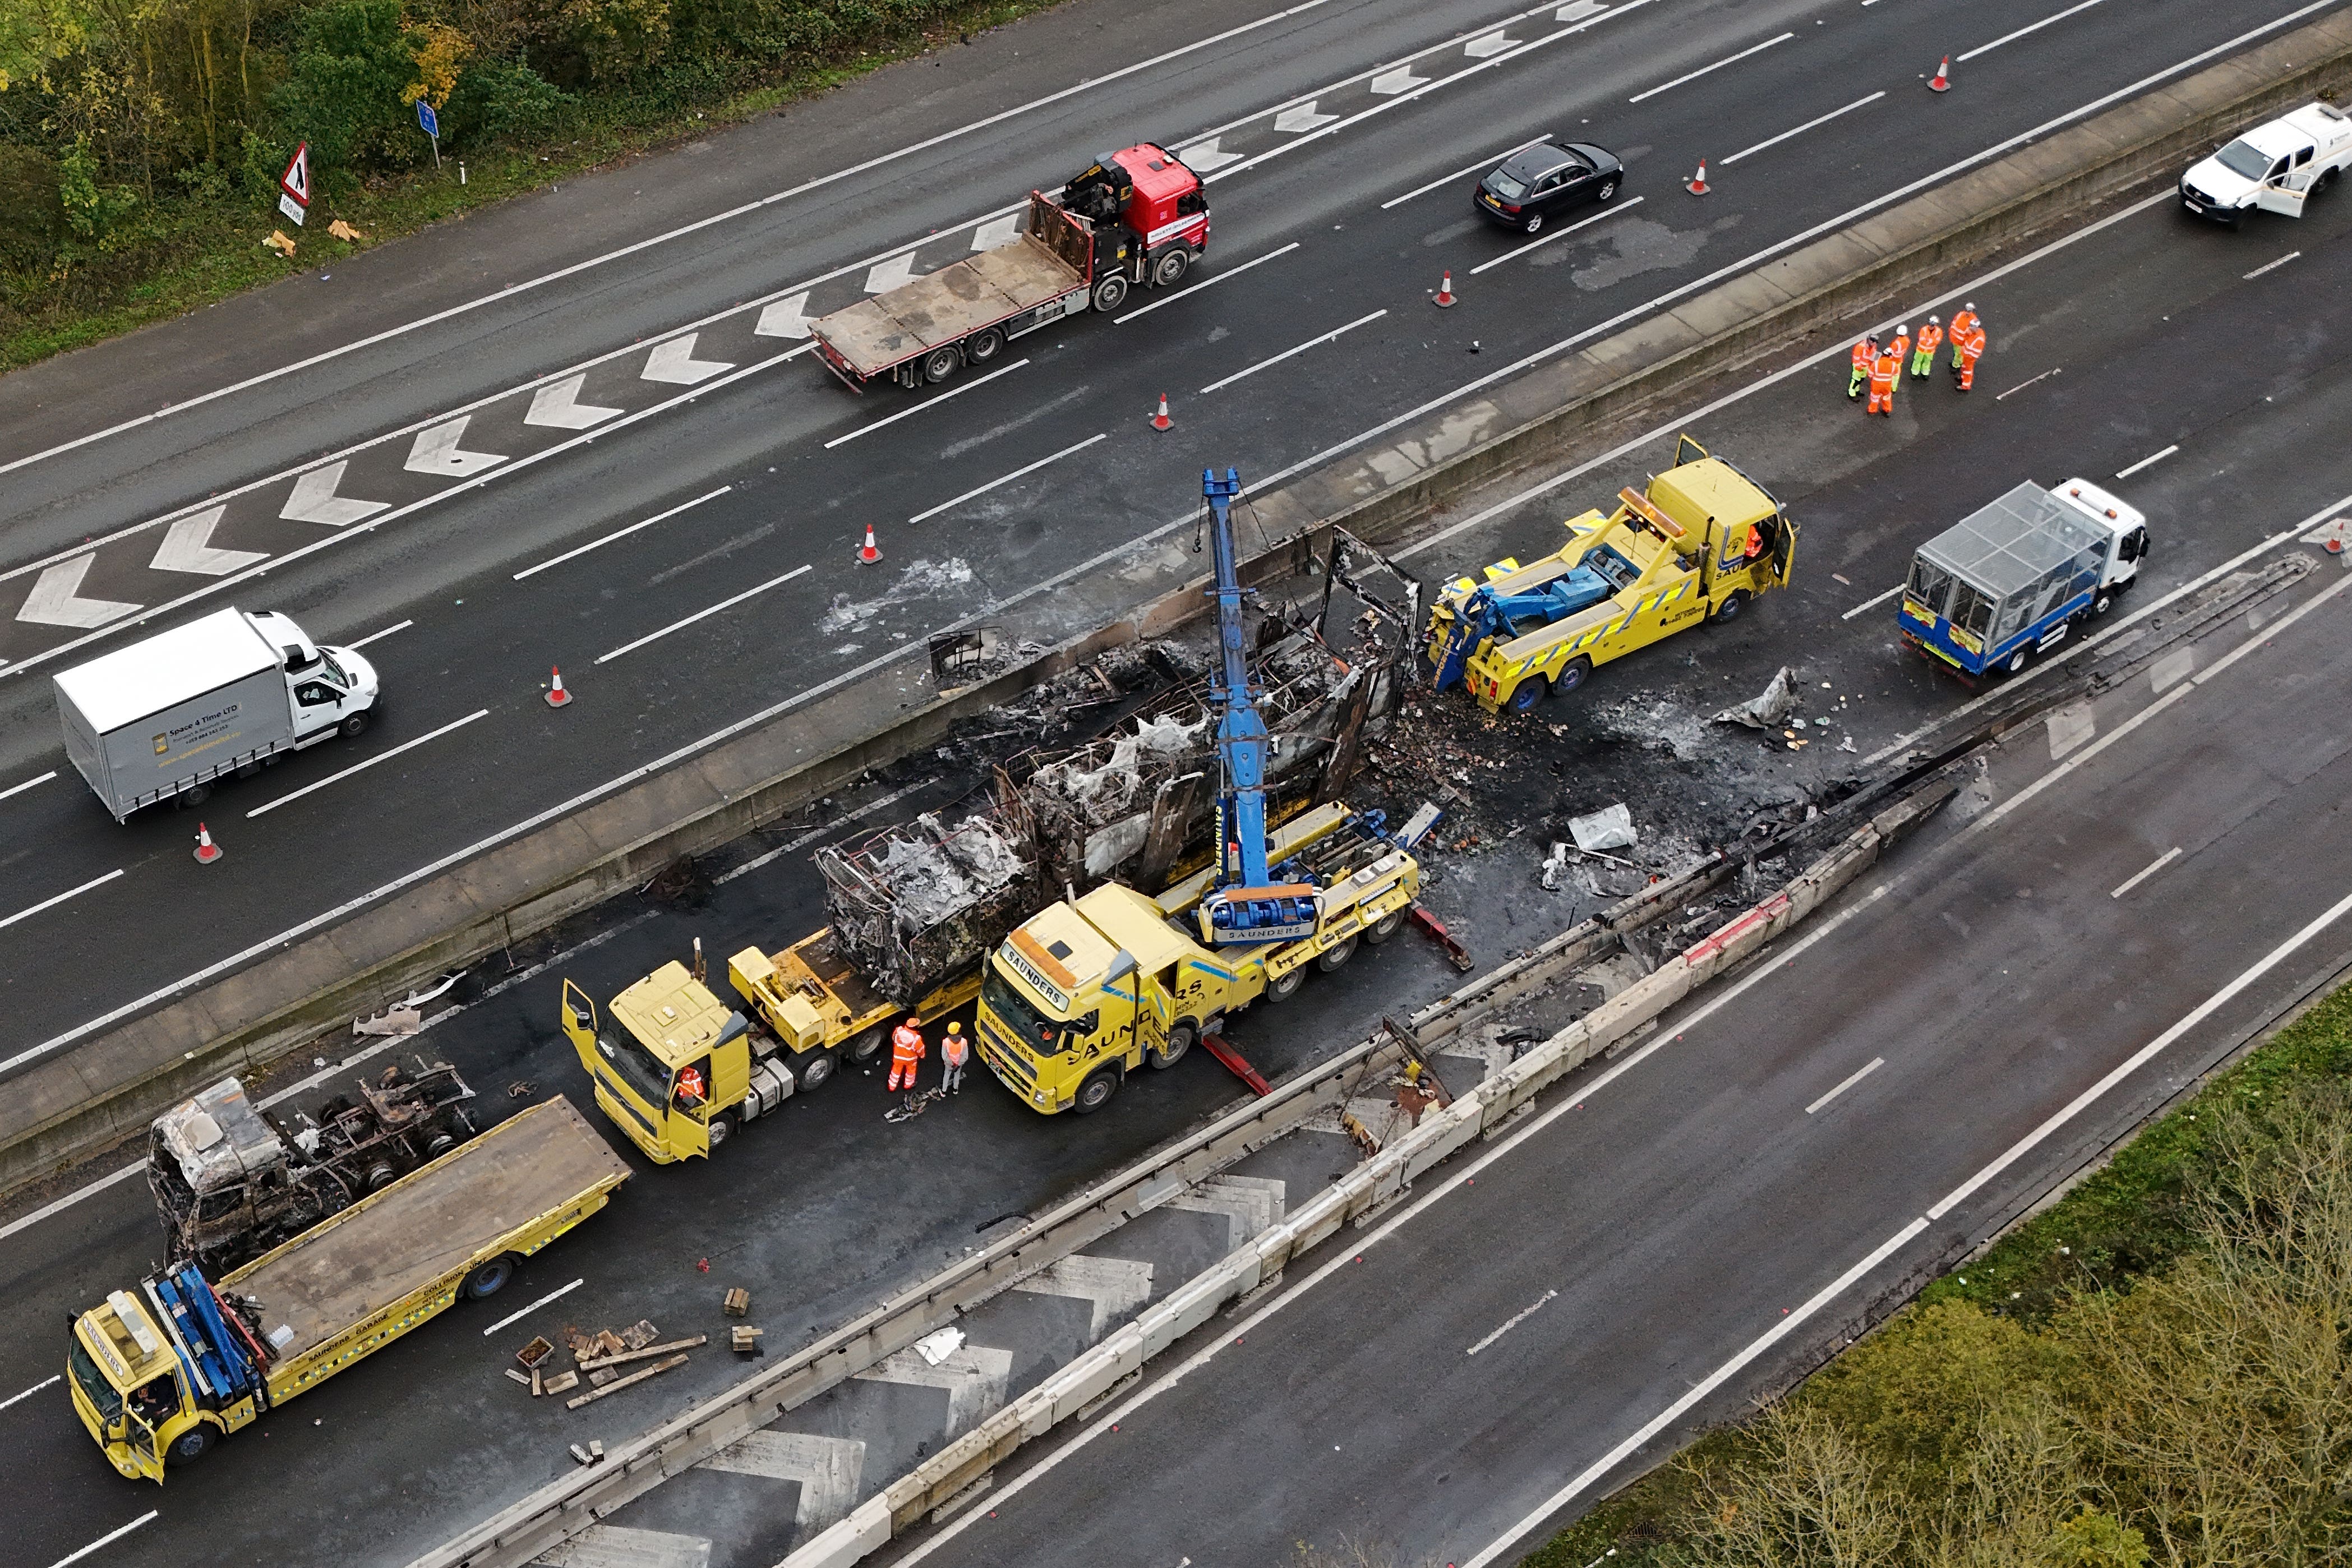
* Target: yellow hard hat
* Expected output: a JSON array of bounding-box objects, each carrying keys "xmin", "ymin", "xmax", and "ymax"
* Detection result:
[{"xmin": 946, "ymin": 1020, "xmax": 963, "ymax": 1034}]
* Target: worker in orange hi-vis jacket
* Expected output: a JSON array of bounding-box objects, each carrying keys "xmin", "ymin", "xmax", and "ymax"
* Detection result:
[
  {"xmin": 1949, "ymin": 304, "xmax": 1981, "ymax": 372},
  {"xmin": 1887, "ymin": 323, "xmax": 1912, "ymax": 388},
  {"xmin": 1911, "ymin": 316, "xmax": 1944, "ymax": 379},
  {"xmin": 887, "ymin": 1016, "xmax": 926, "ymax": 1092},
  {"xmin": 1954, "ymin": 320, "xmax": 1986, "ymax": 391},
  {"xmin": 1848, "ymin": 334, "xmax": 1876, "ymax": 399},
  {"xmin": 1867, "ymin": 346, "xmax": 1901, "ymax": 415}
]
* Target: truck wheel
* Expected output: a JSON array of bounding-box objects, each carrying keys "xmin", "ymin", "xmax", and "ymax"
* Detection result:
[
  {"xmin": 1073, "ymin": 1068, "xmax": 1120, "ymax": 1114},
  {"xmin": 1365, "ymin": 909, "xmax": 1405, "ymax": 945},
  {"xmin": 705, "ymin": 1110, "xmax": 738, "ymax": 1151},
  {"xmin": 462, "ymin": 1255, "xmax": 515, "ymax": 1299},
  {"xmin": 1710, "ymin": 590, "xmax": 1749, "ymax": 624},
  {"xmin": 2003, "ymin": 644, "xmax": 2032, "ymax": 676},
  {"xmin": 1506, "ymin": 679, "xmax": 1546, "ymax": 714},
  {"xmin": 2092, "ymin": 589, "xmax": 2114, "ymax": 615},
  {"xmin": 1549, "ymin": 657, "xmax": 1592, "ymax": 697},
  {"xmin": 167, "ymin": 1425, "xmax": 215, "ymax": 1468},
  {"xmin": 1152, "ymin": 248, "xmax": 1191, "ymax": 287},
  {"xmin": 1316, "ymin": 936, "xmax": 1358, "ymax": 972},
  {"xmin": 848, "ymin": 1026, "xmax": 887, "ymax": 1062},
  {"xmin": 1265, "ymin": 966, "xmax": 1305, "ymax": 1003},
  {"xmin": 1092, "ymin": 274, "xmax": 1129, "ymax": 313},
  {"xmin": 965, "ymin": 328, "xmax": 1005, "ymax": 364},
  {"xmin": 797, "ymin": 1052, "xmax": 837, "ymax": 1090},
  {"xmin": 178, "ymin": 783, "xmax": 212, "ymax": 809},
  {"xmin": 1149, "ymin": 1021, "xmax": 1196, "ymax": 1069},
  {"xmin": 922, "ymin": 347, "xmax": 961, "ymax": 384},
  {"xmin": 339, "ymin": 712, "xmax": 369, "ymax": 739}
]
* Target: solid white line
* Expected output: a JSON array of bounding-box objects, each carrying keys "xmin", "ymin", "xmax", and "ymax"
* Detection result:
[
  {"xmin": 2244, "ymin": 250, "xmax": 2303, "ymax": 280},
  {"xmin": 0, "ymin": 869, "xmax": 125, "ymax": 932},
  {"xmin": 346, "ymin": 619, "xmax": 414, "ymax": 649},
  {"xmin": 1841, "ymin": 583, "xmax": 1907, "ymax": 621},
  {"xmin": 823, "ymin": 360, "xmax": 1029, "ymax": 448},
  {"xmin": 1805, "ymin": 1056, "xmax": 1884, "ymax": 1114},
  {"xmin": 246, "ymin": 709, "xmax": 491, "ymax": 819},
  {"xmin": 1957, "ymin": 0, "xmax": 2107, "ymax": 63},
  {"xmin": 1627, "ymin": 32, "xmax": 1794, "ymax": 103},
  {"xmin": 0, "ymin": 769, "xmax": 57, "ymax": 802},
  {"xmin": 47, "ymin": 1514, "xmax": 160, "ymax": 1568},
  {"xmin": 1114, "ymin": 244, "xmax": 1300, "ymax": 321},
  {"xmin": 1720, "ymin": 91, "xmax": 1884, "ymax": 165},
  {"xmin": 0, "ymin": 0, "xmax": 1346, "ymax": 480},
  {"xmin": 1380, "ymin": 137, "xmax": 1550, "ymax": 208},
  {"xmin": 1465, "ymin": 1289, "xmax": 1556, "ymax": 1355},
  {"xmin": 483, "ymin": 1278, "xmax": 584, "ymax": 1336},
  {"xmin": 908, "ymin": 434, "xmax": 1106, "ymax": 523},
  {"xmin": 513, "ymin": 487, "xmax": 732, "ymax": 580},
  {"xmin": 1, "ymin": 1375, "xmax": 61, "ymax": 1413},
  {"xmin": 2114, "ymin": 444, "xmax": 2178, "ymax": 479},
  {"xmin": 596, "ymin": 566, "xmax": 812, "ymax": 663},
  {"xmin": 2110, "ymin": 847, "xmax": 2183, "ymax": 900},
  {"xmin": 1468, "ymin": 197, "xmax": 1645, "ymax": 274},
  {"xmin": 1200, "ymin": 311, "xmax": 1386, "ymax": 394},
  {"xmin": 1929, "ymin": 877, "xmax": 2352, "ymax": 1221},
  {"xmin": 714, "ymin": 776, "xmax": 940, "ymax": 885}
]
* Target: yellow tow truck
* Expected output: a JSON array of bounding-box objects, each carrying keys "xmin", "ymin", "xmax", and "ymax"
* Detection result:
[
  {"xmin": 1424, "ymin": 436, "xmax": 1796, "ymax": 713},
  {"xmin": 68, "ymin": 1097, "xmax": 627, "ymax": 1480}
]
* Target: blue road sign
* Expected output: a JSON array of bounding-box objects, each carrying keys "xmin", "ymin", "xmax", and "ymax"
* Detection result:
[{"xmin": 416, "ymin": 98, "xmax": 439, "ymax": 139}]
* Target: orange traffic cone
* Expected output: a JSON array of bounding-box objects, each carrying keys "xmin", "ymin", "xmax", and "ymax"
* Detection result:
[
  {"xmin": 1929, "ymin": 56, "xmax": 1951, "ymax": 92},
  {"xmin": 1687, "ymin": 159, "xmax": 1710, "ymax": 195},
  {"xmin": 1433, "ymin": 270, "xmax": 1458, "ymax": 308},
  {"xmin": 857, "ymin": 524, "xmax": 883, "ymax": 565},
  {"xmin": 1150, "ymin": 393, "xmax": 1174, "ymax": 431},
  {"xmin": 546, "ymin": 665, "xmax": 572, "ymax": 708},
  {"xmin": 193, "ymin": 822, "xmax": 223, "ymax": 864}
]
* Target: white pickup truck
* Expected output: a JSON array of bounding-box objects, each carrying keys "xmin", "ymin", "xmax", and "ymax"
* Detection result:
[{"xmin": 2180, "ymin": 100, "xmax": 2352, "ymax": 225}]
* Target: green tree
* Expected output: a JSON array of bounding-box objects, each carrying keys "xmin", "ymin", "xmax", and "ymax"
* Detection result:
[{"xmin": 269, "ymin": 0, "xmax": 416, "ymax": 174}]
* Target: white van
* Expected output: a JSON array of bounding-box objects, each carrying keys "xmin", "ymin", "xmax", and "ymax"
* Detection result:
[{"xmin": 2180, "ymin": 102, "xmax": 2352, "ymax": 224}]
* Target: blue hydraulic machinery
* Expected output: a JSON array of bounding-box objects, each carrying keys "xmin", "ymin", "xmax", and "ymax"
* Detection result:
[
  {"xmin": 1197, "ymin": 468, "xmax": 1320, "ymax": 944},
  {"xmin": 1426, "ymin": 565, "xmax": 1617, "ymax": 693}
]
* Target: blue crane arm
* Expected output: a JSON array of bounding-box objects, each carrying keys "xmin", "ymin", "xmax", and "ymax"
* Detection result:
[{"xmin": 1202, "ymin": 467, "xmax": 1272, "ymax": 888}]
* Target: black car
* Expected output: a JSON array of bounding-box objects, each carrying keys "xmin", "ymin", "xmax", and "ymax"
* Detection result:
[{"xmin": 1473, "ymin": 142, "xmax": 1624, "ymax": 233}]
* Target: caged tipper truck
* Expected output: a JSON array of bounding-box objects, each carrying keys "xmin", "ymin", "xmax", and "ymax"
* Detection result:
[
  {"xmin": 811, "ymin": 144, "xmax": 1209, "ymax": 392},
  {"xmin": 1423, "ymin": 437, "xmax": 1796, "ymax": 714},
  {"xmin": 1899, "ymin": 478, "xmax": 2149, "ymax": 681},
  {"xmin": 68, "ymin": 1097, "xmax": 628, "ymax": 1481},
  {"xmin": 972, "ymin": 468, "xmax": 1425, "ymax": 1117}
]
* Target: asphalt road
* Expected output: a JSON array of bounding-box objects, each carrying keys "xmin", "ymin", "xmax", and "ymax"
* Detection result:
[
  {"xmin": 3, "ymin": 0, "xmax": 2335, "ymax": 1075},
  {"xmin": 8, "ymin": 162, "xmax": 2350, "ymax": 1565}
]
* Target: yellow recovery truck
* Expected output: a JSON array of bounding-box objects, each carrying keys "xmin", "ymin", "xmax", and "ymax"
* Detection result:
[
  {"xmin": 1424, "ymin": 437, "xmax": 1796, "ymax": 713},
  {"xmin": 68, "ymin": 1097, "xmax": 628, "ymax": 1481}
]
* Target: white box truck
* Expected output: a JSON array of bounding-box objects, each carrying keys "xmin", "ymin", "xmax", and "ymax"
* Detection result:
[{"xmin": 54, "ymin": 609, "xmax": 381, "ymax": 820}]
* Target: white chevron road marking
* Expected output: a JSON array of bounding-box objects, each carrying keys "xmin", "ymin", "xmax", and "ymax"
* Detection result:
[
  {"xmin": 640, "ymin": 334, "xmax": 735, "ymax": 385},
  {"xmin": 755, "ymin": 292, "xmax": 813, "ymax": 339},
  {"xmin": 524, "ymin": 375, "xmax": 623, "ymax": 430},
  {"xmin": 698, "ymin": 1431, "xmax": 867, "ymax": 1530},
  {"xmin": 970, "ymin": 214, "xmax": 1021, "ymax": 251},
  {"xmin": 1464, "ymin": 31, "xmax": 1519, "ymax": 56},
  {"xmin": 1369, "ymin": 66, "xmax": 1429, "ymax": 94},
  {"xmin": 404, "ymin": 415, "xmax": 507, "ymax": 477},
  {"xmin": 532, "ymin": 1524, "xmax": 711, "ymax": 1567},
  {"xmin": 16, "ymin": 556, "xmax": 141, "ymax": 629},
  {"xmin": 279, "ymin": 461, "xmax": 390, "ymax": 527},
  {"xmin": 1177, "ymin": 136, "xmax": 1243, "ymax": 171},
  {"xmin": 1272, "ymin": 101, "xmax": 1338, "ymax": 134},
  {"xmin": 149, "ymin": 509, "xmax": 268, "ymax": 576},
  {"xmin": 863, "ymin": 253, "xmax": 920, "ymax": 294}
]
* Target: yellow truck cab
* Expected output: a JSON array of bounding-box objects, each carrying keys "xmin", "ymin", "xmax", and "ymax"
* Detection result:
[
  {"xmin": 562, "ymin": 960, "xmax": 762, "ymax": 1163},
  {"xmin": 975, "ymin": 805, "xmax": 1419, "ymax": 1114},
  {"xmin": 1426, "ymin": 436, "xmax": 1796, "ymax": 713}
]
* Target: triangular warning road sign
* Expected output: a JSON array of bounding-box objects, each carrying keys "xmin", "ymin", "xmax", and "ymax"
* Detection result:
[{"xmin": 280, "ymin": 142, "xmax": 311, "ymax": 206}]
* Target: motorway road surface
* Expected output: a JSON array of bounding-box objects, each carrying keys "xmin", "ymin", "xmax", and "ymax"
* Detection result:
[
  {"xmin": 7, "ymin": 162, "xmax": 2351, "ymax": 1565},
  {"xmin": 4, "ymin": 0, "xmax": 2340, "ymax": 1077}
]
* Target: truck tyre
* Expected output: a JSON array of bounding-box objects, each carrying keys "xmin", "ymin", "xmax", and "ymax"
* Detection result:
[
  {"xmin": 168, "ymin": 1425, "xmax": 215, "ymax": 1468},
  {"xmin": 1265, "ymin": 966, "xmax": 1306, "ymax": 1003},
  {"xmin": 1149, "ymin": 1022, "xmax": 1196, "ymax": 1069},
  {"xmin": 339, "ymin": 712, "xmax": 369, "ymax": 739},
  {"xmin": 2003, "ymin": 644, "xmax": 2032, "ymax": 676},
  {"xmin": 964, "ymin": 328, "xmax": 1006, "ymax": 365},
  {"xmin": 705, "ymin": 1110, "xmax": 738, "ymax": 1151},
  {"xmin": 1506, "ymin": 679, "xmax": 1546, "ymax": 714},
  {"xmin": 922, "ymin": 347, "xmax": 962, "ymax": 384},
  {"xmin": 1316, "ymin": 936, "xmax": 1358, "ymax": 972},
  {"xmin": 1073, "ymin": 1068, "xmax": 1120, "ymax": 1114},
  {"xmin": 179, "ymin": 783, "xmax": 213, "ymax": 809},
  {"xmin": 1152, "ymin": 248, "xmax": 1191, "ymax": 287},
  {"xmin": 463, "ymin": 1255, "xmax": 516, "ymax": 1299},
  {"xmin": 2093, "ymin": 589, "xmax": 2114, "ymax": 615},
  {"xmin": 848, "ymin": 1026, "xmax": 887, "ymax": 1062},
  {"xmin": 1092, "ymin": 274, "xmax": 1129, "ymax": 313},
  {"xmin": 797, "ymin": 1052, "xmax": 837, "ymax": 1090},
  {"xmin": 1710, "ymin": 590, "xmax": 1749, "ymax": 625},
  {"xmin": 1549, "ymin": 657, "xmax": 1592, "ymax": 697},
  {"xmin": 1365, "ymin": 909, "xmax": 1405, "ymax": 944}
]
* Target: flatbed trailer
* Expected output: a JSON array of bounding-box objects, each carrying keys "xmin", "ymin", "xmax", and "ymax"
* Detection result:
[{"xmin": 68, "ymin": 1097, "xmax": 629, "ymax": 1481}]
